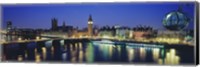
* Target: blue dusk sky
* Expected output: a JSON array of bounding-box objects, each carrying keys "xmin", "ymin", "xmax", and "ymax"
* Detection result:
[{"xmin": 2, "ymin": 2, "xmax": 195, "ymax": 30}]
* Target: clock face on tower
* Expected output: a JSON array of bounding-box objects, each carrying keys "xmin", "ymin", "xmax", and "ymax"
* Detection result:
[
  {"xmin": 88, "ymin": 15, "xmax": 93, "ymax": 24},
  {"xmin": 88, "ymin": 21, "xmax": 93, "ymax": 24}
]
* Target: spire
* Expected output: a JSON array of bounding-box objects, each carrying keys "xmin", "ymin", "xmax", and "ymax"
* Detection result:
[
  {"xmin": 88, "ymin": 15, "xmax": 93, "ymax": 21},
  {"xmin": 63, "ymin": 21, "xmax": 66, "ymax": 27}
]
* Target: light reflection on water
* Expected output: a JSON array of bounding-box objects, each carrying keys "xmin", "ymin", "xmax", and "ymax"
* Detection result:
[
  {"xmin": 35, "ymin": 53, "xmax": 41, "ymax": 62},
  {"xmin": 17, "ymin": 55, "xmax": 23, "ymax": 61},
  {"xmin": 42, "ymin": 47, "xmax": 47, "ymax": 60},
  {"xmin": 79, "ymin": 50, "xmax": 84, "ymax": 62},
  {"xmin": 62, "ymin": 53, "xmax": 67, "ymax": 61},
  {"xmin": 97, "ymin": 44, "xmax": 113, "ymax": 61},
  {"xmin": 139, "ymin": 48, "xmax": 146, "ymax": 61},
  {"xmin": 85, "ymin": 43, "xmax": 94, "ymax": 62},
  {"xmin": 2, "ymin": 40, "xmax": 187, "ymax": 65},
  {"xmin": 164, "ymin": 49, "xmax": 180, "ymax": 65},
  {"xmin": 127, "ymin": 48, "xmax": 135, "ymax": 62},
  {"xmin": 152, "ymin": 48, "xmax": 160, "ymax": 62}
]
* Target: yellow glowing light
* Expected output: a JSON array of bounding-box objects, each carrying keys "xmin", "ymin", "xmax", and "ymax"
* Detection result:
[
  {"xmin": 170, "ymin": 49, "xmax": 176, "ymax": 55},
  {"xmin": 18, "ymin": 37, "xmax": 22, "ymax": 41},
  {"xmin": 127, "ymin": 48, "xmax": 135, "ymax": 62},
  {"xmin": 153, "ymin": 48, "xmax": 160, "ymax": 62},
  {"xmin": 51, "ymin": 46, "xmax": 54, "ymax": 55},
  {"xmin": 88, "ymin": 21, "xmax": 93, "ymax": 24},
  {"xmin": 18, "ymin": 55, "xmax": 23, "ymax": 61},
  {"xmin": 102, "ymin": 35, "xmax": 110, "ymax": 39},
  {"xmin": 36, "ymin": 36, "xmax": 40, "ymax": 40},
  {"xmin": 175, "ymin": 56, "xmax": 180, "ymax": 64},
  {"xmin": 176, "ymin": 39, "xmax": 180, "ymax": 42},
  {"xmin": 79, "ymin": 50, "xmax": 84, "ymax": 62},
  {"xmin": 163, "ymin": 38, "xmax": 166, "ymax": 42},
  {"xmin": 42, "ymin": 47, "xmax": 47, "ymax": 60},
  {"xmin": 158, "ymin": 59, "xmax": 163, "ymax": 65},
  {"xmin": 35, "ymin": 54, "xmax": 41, "ymax": 62},
  {"xmin": 164, "ymin": 58, "xmax": 168, "ymax": 64},
  {"xmin": 75, "ymin": 43, "xmax": 78, "ymax": 49},
  {"xmin": 140, "ymin": 48, "xmax": 146, "ymax": 61},
  {"xmin": 108, "ymin": 45, "xmax": 113, "ymax": 58},
  {"xmin": 164, "ymin": 49, "xmax": 180, "ymax": 65},
  {"xmin": 166, "ymin": 53, "xmax": 170, "ymax": 64},
  {"xmin": 79, "ymin": 42, "xmax": 82, "ymax": 50}
]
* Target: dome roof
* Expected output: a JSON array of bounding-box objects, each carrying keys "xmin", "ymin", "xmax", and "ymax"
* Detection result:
[{"xmin": 162, "ymin": 11, "xmax": 189, "ymax": 31}]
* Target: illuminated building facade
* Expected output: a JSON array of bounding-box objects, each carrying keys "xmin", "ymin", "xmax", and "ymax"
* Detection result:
[
  {"xmin": 131, "ymin": 26, "xmax": 155, "ymax": 41},
  {"xmin": 115, "ymin": 26, "xmax": 130, "ymax": 39},
  {"xmin": 98, "ymin": 26, "xmax": 115, "ymax": 38},
  {"xmin": 155, "ymin": 30, "xmax": 191, "ymax": 44},
  {"xmin": 98, "ymin": 30, "xmax": 114, "ymax": 38}
]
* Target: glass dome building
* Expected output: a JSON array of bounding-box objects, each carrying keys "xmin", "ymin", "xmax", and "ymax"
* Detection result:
[{"xmin": 162, "ymin": 11, "xmax": 189, "ymax": 31}]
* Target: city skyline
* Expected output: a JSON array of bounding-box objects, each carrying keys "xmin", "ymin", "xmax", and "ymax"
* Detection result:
[
  {"xmin": 2, "ymin": 2, "xmax": 195, "ymax": 30},
  {"xmin": 1, "ymin": 2, "xmax": 196, "ymax": 64}
]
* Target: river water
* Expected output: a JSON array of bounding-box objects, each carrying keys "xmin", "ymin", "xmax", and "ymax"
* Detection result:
[{"xmin": 1, "ymin": 39, "xmax": 194, "ymax": 65}]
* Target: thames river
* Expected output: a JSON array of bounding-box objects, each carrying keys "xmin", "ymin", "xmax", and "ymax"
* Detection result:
[{"xmin": 1, "ymin": 39, "xmax": 194, "ymax": 65}]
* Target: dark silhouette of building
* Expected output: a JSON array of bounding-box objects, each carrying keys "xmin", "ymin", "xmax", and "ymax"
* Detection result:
[
  {"xmin": 7, "ymin": 21, "xmax": 12, "ymax": 32},
  {"xmin": 51, "ymin": 18, "xmax": 73, "ymax": 33},
  {"xmin": 62, "ymin": 21, "xmax": 66, "ymax": 31},
  {"xmin": 51, "ymin": 18, "xmax": 58, "ymax": 31},
  {"xmin": 132, "ymin": 25, "xmax": 153, "ymax": 31}
]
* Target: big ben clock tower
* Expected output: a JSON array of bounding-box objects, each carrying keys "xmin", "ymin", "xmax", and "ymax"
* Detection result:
[{"xmin": 88, "ymin": 15, "xmax": 93, "ymax": 37}]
